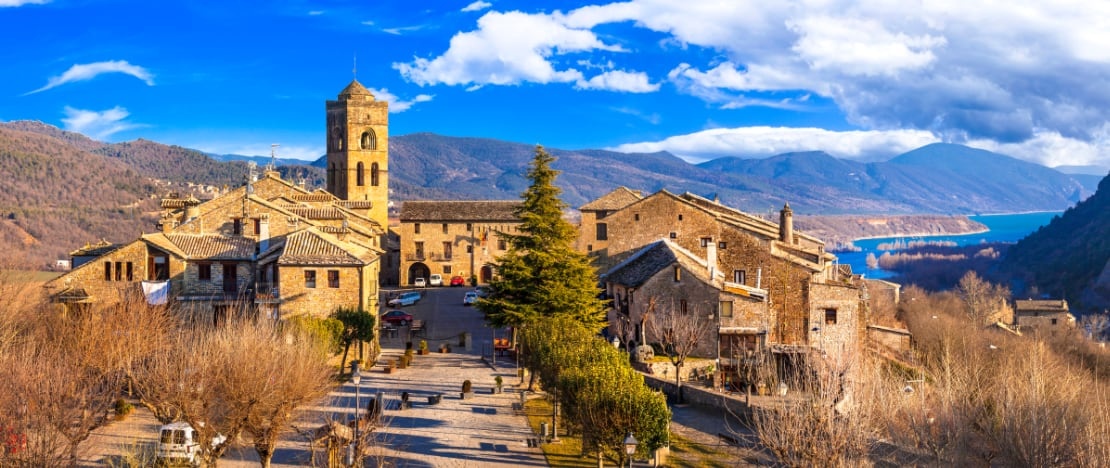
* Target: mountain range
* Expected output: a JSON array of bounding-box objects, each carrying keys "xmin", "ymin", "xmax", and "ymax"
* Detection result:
[{"xmin": 0, "ymin": 120, "xmax": 1104, "ymax": 266}]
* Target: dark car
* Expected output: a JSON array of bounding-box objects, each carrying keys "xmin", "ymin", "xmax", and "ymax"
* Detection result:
[
  {"xmin": 449, "ymin": 276, "xmax": 466, "ymax": 287},
  {"xmin": 381, "ymin": 310, "xmax": 414, "ymax": 326}
]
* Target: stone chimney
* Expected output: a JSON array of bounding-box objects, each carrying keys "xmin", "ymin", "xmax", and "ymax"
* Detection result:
[
  {"xmin": 779, "ymin": 203, "xmax": 794, "ymax": 244},
  {"xmin": 706, "ymin": 237, "xmax": 717, "ymax": 279},
  {"xmin": 258, "ymin": 214, "xmax": 270, "ymax": 252}
]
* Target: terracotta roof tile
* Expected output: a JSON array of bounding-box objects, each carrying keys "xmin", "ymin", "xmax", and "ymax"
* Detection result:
[
  {"xmin": 286, "ymin": 206, "xmax": 348, "ymax": 220},
  {"xmin": 400, "ymin": 200, "xmax": 521, "ymax": 222}
]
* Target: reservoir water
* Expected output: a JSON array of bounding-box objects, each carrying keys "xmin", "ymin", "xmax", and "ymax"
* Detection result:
[{"xmin": 836, "ymin": 211, "xmax": 1062, "ymax": 279}]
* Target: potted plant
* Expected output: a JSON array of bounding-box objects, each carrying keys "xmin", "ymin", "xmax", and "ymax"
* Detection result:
[
  {"xmin": 419, "ymin": 340, "xmax": 429, "ymax": 355},
  {"xmin": 398, "ymin": 355, "xmax": 409, "ymax": 369},
  {"xmin": 494, "ymin": 375, "xmax": 503, "ymax": 394},
  {"xmin": 461, "ymin": 379, "xmax": 473, "ymax": 400},
  {"xmin": 385, "ymin": 359, "xmax": 396, "ymax": 374}
]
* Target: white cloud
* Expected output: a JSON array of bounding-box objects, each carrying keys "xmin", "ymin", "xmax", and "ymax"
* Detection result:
[
  {"xmin": 575, "ymin": 70, "xmax": 659, "ymax": 93},
  {"xmin": 461, "ymin": 1, "xmax": 491, "ymax": 13},
  {"xmin": 394, "ymin": 10, "xmax": 621, "ymax": 87},
  {"xmin": 787, "ymin": 15, "xmax": 945, "ymax": 77},
  {"xmin": 967, "ymin": 127, "xmax": 1110, "ymax": 169},
  {"xmin": 393, "ymin": 0, "xmax": 1110, "ymax": 161},
  {"xmin": 0, "ymin": 0, "xmax": 48, "ymax": 7},
  {"xmin": 61, "ymin": 106, "xmax": 142, "ymax": 140},
  {"xmin": 383, "ymin": 25, "xmax": 425, "ymax": 35},
  {"xmin": 611, "ymin": 106, "xmax": 661, "ymax": 125},
  {"xmin": 611, "ymin": 126, "xmax": 940, "ymax": 163},
  {"xmin": 366, "ymin": 88, "xmax": 434, "ymax": 112},
  {"xmin": 307, "ymin": 10, "xmax": 324, "ymax": 16},
  {"xmin": 26, "ymin": 60, "xmax": 154, "ymax": 95}
]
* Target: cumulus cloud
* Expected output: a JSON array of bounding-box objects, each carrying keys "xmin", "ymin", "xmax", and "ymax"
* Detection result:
[
  {"xmin": 366, "ymin": 88, "xmax": 434, "ymax": 112},
  {"xmin": 611, "ymin": 127, "xmax": 940, "ymax": 163},
  {"xmin": 394, "ymin": 10, "xmax": 621, "ymax": 87},
  {"xmin": 461, "ymin": 1, "xmax": 491, "ymax": 12},
  {"xmin": 61, "ymin": 106, "xmax": 142, "ymax": 140},
  {"xmin": 0, "ymin": 0, "xmax": 48, "ymax": 7},
  {"xmin": 26, "ymin": 60, "xmax": 154, "ymax": 95},
  {"xmin": 409, "ymin": 1, "xmax": 1110, "ymax": 160},
  {"xmin": 575, "ymin": 70, "xmax": 659, "ymax": 92}
]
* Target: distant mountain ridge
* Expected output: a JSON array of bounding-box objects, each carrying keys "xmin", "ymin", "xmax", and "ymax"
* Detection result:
[{"xmin": 0, "ymin": 120, "xmax": 1102, "ymax": 267}]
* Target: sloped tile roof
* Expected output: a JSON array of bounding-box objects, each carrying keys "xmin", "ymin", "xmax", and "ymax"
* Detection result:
[
  {"xmin": 580, "ymin": 186, "xmax": 643, "ymax": 211},
  {"xmin": 400, "ymin": 200, "xmax": 521, "ymax": 222},
  {"xmin": 278, "ymin": 229, "xmax": 371, "ymax": 266},
  {"xmin": 286, "ymin": 206, "xmax": 348, "ymax": 220},
  {"xmin": 337, "ymin": 200, "xmax": 373, "ymax": 209},
  {"xmin": 1015, "ymin": 299, "xmax": 1069, "ymax": 312},
  {"xmin": 165, "ymin": 234, "xmax": 256, "ymax": 260},
  {"xmin": 605, "ymin": 239, "xmax": 718, "ymax": 288},
  {"xmin": 70, "ymin": 239, "xmax": 118, "ymax": 257},
  {"xmin": 338, "ymin": 79, "xmax": 373, "ymax": 98},
  {"xmin": 290, "ymin": 191, "xmax": 338, "ymax": 203}
]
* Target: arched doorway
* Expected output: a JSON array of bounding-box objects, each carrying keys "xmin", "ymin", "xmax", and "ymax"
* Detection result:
[
  {"xmin": 407, "ymin": 263, "xmax": 430, "ymax": 286},
  {"xmin": 480, "ymin": 265, "xmax": 494, "ymax": 284}
]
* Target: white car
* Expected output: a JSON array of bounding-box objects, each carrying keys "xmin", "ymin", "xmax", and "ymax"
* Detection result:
[
  {"xmin": 388, "ymin": 292, "xmax": 422, "ymax": 307},
  {"xmin": 463, "ymin": 291, "xmax": 478, "ymax": 306},
  {"xmin": 414, "ymin": 277, "xmax": 426, "ymax": 288},
  {"xmin": 429, "ymin": 274, "xmax": 443, "ymax": 287}
]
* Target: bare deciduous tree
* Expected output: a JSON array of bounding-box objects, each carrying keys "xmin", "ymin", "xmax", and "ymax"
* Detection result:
[
  {"xmin": 956, "ymin": 271, "xmax": 1011, "ymax": 326},
  {"xmin": 645, "ymin": 297, "xmax": 716, "ymax": 400}
]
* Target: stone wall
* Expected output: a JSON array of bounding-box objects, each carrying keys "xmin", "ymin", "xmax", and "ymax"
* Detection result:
[
  {"xmin": 397, "ymin": 220, "xmax": 517, "ymax": 285},
  {"xmin": 807, "ymin": 282, "xmax": 864, "ymax": 362},
  {"xmin": 279, "ymin": 265, "xmax": 368, "ymax": 318}
]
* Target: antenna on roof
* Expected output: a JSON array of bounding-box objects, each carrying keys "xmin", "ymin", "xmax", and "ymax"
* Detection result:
[
  {"xmin": 247, "ymin": 161, "xmax": 258, "ymax": 183},
  {"xmin": 268, "ymin": 143, "xmax": 279, "ymax": 172}
]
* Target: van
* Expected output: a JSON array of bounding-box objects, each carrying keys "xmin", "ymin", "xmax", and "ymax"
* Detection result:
[
  {"xmin": 156, "ymin": 421, "xmax": 226, "ymax": 467},
  {"xmin": 429, "ymin": 274, "xmax": 443, "ymax": 286},
  {"xmin": 388, "ymin": 291, "xmax": 422, "ymax": 307}
]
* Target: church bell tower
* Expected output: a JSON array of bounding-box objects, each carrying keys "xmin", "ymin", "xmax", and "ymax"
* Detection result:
[{"xmin": 326, "ymin": 79, "xmax": 389, "ymax": 229}]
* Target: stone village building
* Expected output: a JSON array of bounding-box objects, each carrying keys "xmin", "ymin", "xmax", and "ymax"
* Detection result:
[
  {"xmin": 1014, "ymin": 299, "xmax": 1076, "ymax": 332},
  {"xmin": 45, "ymin": 80, "xmax": 392, "ymax": 322},
  {"xmin": 580, "ymin": 188, "xmax": 867, "ymax": 384},
  {"xmin": 396, "ymin": 201, "xmax": 522, "ymax": 287}
]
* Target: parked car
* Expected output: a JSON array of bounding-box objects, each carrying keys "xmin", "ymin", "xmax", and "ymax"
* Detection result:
[
  {"xmin": 381, "ymin": 310, "xmax": 414, "ymax": 326},
  {"xmin": 413, "ymin": 277, "xmax": 427, "ymax": 288},
  {"xmin": 474, "ymin": 286, "xmax": 492, "ymax": 298},
  {"xmin": 428, "ymin": 274, "xmax": 443, "ymax": 287},
  {"xmin": 463, "ymin": 291, "xmax": 479, "ymax": 306},
  {"xmin": 387, "ymin": 291, "xmax": 421, "ymax": 307},
  {"xmin": 449, "ymin": 275, "xmax": 466, "ymax": 287},
  {"xmin": 156, "ymin": 421, "xmax": 226, "ymax": 467}
]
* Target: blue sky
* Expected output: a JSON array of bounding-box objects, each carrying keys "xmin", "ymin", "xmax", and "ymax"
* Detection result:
[{"xmin": 2, "ymin": 0, "xmax": 1109, "ymax": 170}]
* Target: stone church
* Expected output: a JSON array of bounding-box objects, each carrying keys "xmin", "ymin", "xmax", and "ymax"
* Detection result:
[{"xmin": 45, "ymin": 80, "xmax": 392, "ymax": 323}]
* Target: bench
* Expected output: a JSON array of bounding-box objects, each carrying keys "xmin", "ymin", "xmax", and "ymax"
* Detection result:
[{"xmin": 409, "ymin": 320, "xmax": 426, "ymax": 338}]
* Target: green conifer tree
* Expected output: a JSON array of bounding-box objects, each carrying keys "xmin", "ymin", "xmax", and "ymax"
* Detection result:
[{"xmin": 478, "ymin": 145, "xmax": 607, "ymax": 330}]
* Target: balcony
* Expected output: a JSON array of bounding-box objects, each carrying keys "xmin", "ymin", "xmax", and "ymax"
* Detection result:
[{"xmin": 255, "ymin": 283, "xmax": 280, "ymax": 303}]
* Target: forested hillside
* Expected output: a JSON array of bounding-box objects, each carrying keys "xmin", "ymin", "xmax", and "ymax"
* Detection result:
[{"xmin": 1002, "ymin": 174, "xmax": 1110, "ymax": 311}]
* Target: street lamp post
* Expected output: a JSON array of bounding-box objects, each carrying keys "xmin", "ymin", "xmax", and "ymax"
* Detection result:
[
  {"xmin": 623, "ymin": 432, "xmax": 638, "ymax": 468},
  {"xmin": 348, "ymin": 361, "xmax": 361, "ymax": 467}
]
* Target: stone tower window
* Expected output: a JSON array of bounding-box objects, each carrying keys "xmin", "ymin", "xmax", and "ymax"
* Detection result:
[
  {"xmin": 371, "ymin": 163, "xmax": 380, "ymax": 186},
  {"xmin": 361, "ymin": 130, "xmax": 377, "ymax": 150},
  {"xmin": 356, "ymin": 162, "xmax": 365, "ymax": 186}
]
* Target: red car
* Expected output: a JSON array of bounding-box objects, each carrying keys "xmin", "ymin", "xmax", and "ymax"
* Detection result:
[
  {"xmin": 449, "ymin": 276, "xmax": 466, "ymax": 287},
  {"xmin": 381, "ymin": 310, "xmax": 413, "ymax": 326}
]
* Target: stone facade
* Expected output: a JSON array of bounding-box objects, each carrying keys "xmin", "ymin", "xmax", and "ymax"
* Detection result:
[
  {"xmin": 45, "ymin": 80, "xmax": 388, "ymax": 322},
  {"xmin": 397, "ymin": 200, "xmax": 521, "ymax": 286},
  {"xmin": 584, "ymin": 188, "xmax": 867, "ymax": 379},
  {"xmin": 1014, "ymin": 299, "xmax": 1076, "ymax": 331}
]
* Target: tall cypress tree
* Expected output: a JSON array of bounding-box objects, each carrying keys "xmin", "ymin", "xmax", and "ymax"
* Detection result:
[{"xmin": 478, "ymin": 145, "xmax": 607, "ymax": 330}]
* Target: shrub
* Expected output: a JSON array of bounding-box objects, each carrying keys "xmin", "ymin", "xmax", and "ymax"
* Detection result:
[
  {"xmin": 495, "ymin": 375, "xmax": 503, "ymax": 388},
  {"xmin": 114, "ymin": 398, "xmax": 133, "ymax": 419},
  {"xmin": 419, "ymin": 340, "xmax": 428, "ymax": 351},
  {"xmin": 284, "ymin": 315, "xmax": 344, "ymax": 355},
  {"xmin": 462, "ymin": 380, "xmax": 472, "ymax": 393}
]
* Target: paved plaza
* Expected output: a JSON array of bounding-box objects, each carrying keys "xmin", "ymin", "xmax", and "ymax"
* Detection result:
[{"xmin": 78, "ymin": 287, "xmax": 739, "ymax": 467}]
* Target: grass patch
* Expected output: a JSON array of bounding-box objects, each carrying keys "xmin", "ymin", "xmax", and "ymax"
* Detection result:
[
  {"xmin": 523, "ymin": 396, "xmax": 598, "ymax": 468},
  {"xmin": 1, "ymin": 269, "xmax": 59, "ymax": 283},
  {"xmin": 667, "ymin": 433, "xmax": 735, "ymax": 468}
]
